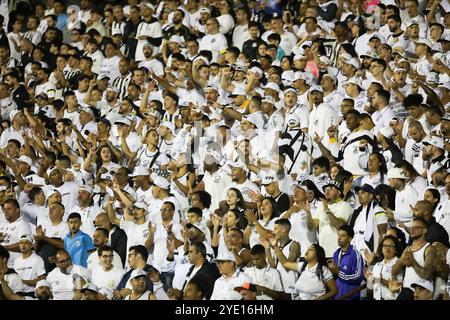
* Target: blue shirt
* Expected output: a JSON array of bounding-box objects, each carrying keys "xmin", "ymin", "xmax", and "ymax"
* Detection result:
[
  {"xmin": 332, "ymin": 245, "xmax": 365, "ymax": 300},
  {"xmin": 64, "ymin": 230, "xmax": 95, "ymax": 268},
  {"xmin": 56, "ymin": 14, "xmax": 68, "ymax": 31}
]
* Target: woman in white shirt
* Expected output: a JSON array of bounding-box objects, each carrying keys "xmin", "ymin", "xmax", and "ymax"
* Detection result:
[
  {"xmin": 273, "ymin": 243, "xmax": 337, "ymax": 300},
  {"xmin": 244, "ymin": 197, "xmax": 278, "ymax": 248},
  {"xmin": 359, "ymin": 152, "xmax": 388, "ymax": 188},
  {"xmin": 367, "ymin": 235, "xmax": 401, "ymax": 300}
]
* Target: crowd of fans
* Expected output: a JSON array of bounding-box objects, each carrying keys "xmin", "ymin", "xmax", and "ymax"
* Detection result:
[{"xmin": 0, "ymin": 0, "xmax": 449, "ymax": 301}]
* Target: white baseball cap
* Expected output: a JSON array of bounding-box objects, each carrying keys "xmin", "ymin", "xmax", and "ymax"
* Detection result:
[
  {"xmin": 130, "ymin": 166, "xmax": 150, "ymax": 177},
  {"xmin": 411, "ymin": 278, "xmax": 434, "ymax": 292},
  {"xmin": 17, "ymin": 155, "xmax": 33, "ymax": 167},
  {"xmin": 114, "ymin": 118, "xmax": 131, "ymax": 126},
  {"xmin": 387, "ymin": 167, "xmax": 408, "ymax": 179},
  {"xmin": 143, "ymin": 2, "xmax": 155, "ymax": 11},
  {"xmin": 261, "ymin": 171, "xmax": 277, "ymax": 185},
  {"xmin": 133, "ymin": 201, "xmax": 148, "ymax": 211},
  {"xmin": 229, "ymin": 86, "xmax": 247, "ymax": 97},
  {"xmin": 19, "ymin": 234, "xmax": 33, "ymax": 243},
  {"xmin": 286, "ymin": 113, "xmax": 300, "ymax": 127},
  {"xmin": 310, "ymin": 85, "xmax": 323, "ymax": 93},
  {"xmin": 150, "ymin": 173, "xmax": 171, "ymax": 189},
  {"xmin": 79, "ymin": 185, "xmax": 93, "ymax": 194},
  {"xmin": 379, "ymin": 126, "xmax": 394, "ymax": 139},
  {"xmin": 160, "ymin": 121, "xmax": 175, "ymax": 133},
  {"xmin": 169, "ymin": 35, "xmax": 184, "ymax": 45},
  {"xmin": 186, "ymin": 221, "xmax": 208, "ymax": 235},
  {"xmin": 343, "ymin": 58, "xmax": 359, "ymax": 69},
  {"xmin": 414, "ymin": 38, "xmax": 433, "ymax": 48},
  {"xmin": 213, "ymin": 251, "xmax": 236, "ymax": 263},
  {"xmin": 227, "ymin": 160, "xmax": 248, "ymax": 172},
  {"xmin": 343, "ymin": 77, "xmax": 362, "ymax": 89},
  {"xmin": 129, "ymin": 269, "xmax": 147, "ymax": 281},
  {"xmin": 80, "ymin": 283, "xmax": 99, "ymax": 293},
  {"xmin": 424, "ymin": 136, "xmax": 445, "ymax": 149}
]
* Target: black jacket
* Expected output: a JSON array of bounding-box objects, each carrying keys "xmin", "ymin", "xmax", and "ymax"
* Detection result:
[
  {"xmin": 111, "ymin": 225, "xmax": 128, "ymax": 267},
  {"xmin": 181, "ymin": 261, "xmax": 220, "ymax": 299}
]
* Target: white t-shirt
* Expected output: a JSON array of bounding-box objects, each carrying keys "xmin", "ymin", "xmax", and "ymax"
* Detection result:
[
  {"xmin": 199, "ymin": 33, "xmax": 228, "ymax": 63},
  {"xmin": 210, "ymin": 269, "xmax": 252, "ymax": 300},
  {"xmin": 312, "ymin": 200, "xmax": 353, "ymax": 257},
  {"xmin": 13, "ymin": 252, "xmax": 46, "ymax": 293},
  {"xmin": 287, "ymin": 210, "xmax": 318, "ymax": 257},
  {"xmin": 0, "ymin": 217, "xmax": 32, "ymax": 268},
  {"xmin": 243, "ymin": 265, "xmax": 283, "ymax": 300},
  {"xmin": 47, "ymin": 265, "xmax": 91, "ymax": 300},
  {"xmin": 91, "ymin": 266, "xmax": 124, "ymax": 291},
  {"xmin": 372, "ymin": 257, "xmax": 398, "ymax": 300},
  {"xmin": 294, "ymin": 262, "xmax": 333, "ymax": 300}
]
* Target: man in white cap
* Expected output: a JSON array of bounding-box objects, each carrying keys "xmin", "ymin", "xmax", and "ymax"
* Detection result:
[
  {"xmin": 135, "ymin": 3, "xmax": 162, "ymax": 62},
  {"xmin": 228, "ymin": 161, "xmax": 260, "ymax": 203},
  {"xmin": 283, "ymin": 87, "xmax": 309, "ymax": 132},
  {"xmin": 112, "ymin": 117, "xmax": 142, "ymax": 161},
  {"xmin": 342, "ymin": 77, "xmax": 367, "ymax": 113},
  {"xmin": 423, "ymin": 136, "xmax": 449, "ymax": 183},
  {"xmin": 12, "ymin": 234, "xmax": 46, "ymax": 297},
  {"xmin": 0, "ymin": 276, "xmax": 53, "ymax": 300},
  {"xmin": 196, "ymin": 149, "xmax": 232, "ymax": 211},
  {"xmin": 413, "ymin": 38, "xmax": 433, "ymax": 80},
  {"xmin": 130, "ymin": 166, "xmax": 153, "ymax": 205},
  {"xmin": 280, "ymin": 182, "xmax": 317, "ymax": 253},
  {"xmin": 386, "ymin": 167, "xmax": 419, "ymax": 226},
  {"xmin": 158, "ymin": 121, "xmax": 176, "ymax": 157},
  {"xmin": 308, "ymin": 85, "xmax": 338, "ymax": 158},
  {"xmin": 210, "ymin": 251, "xmax": 251, "ymax": 300},
  {"xmin": 69, "ymin": 185, "xmax": 101, "ymax": 238},
  {"xmin": 138, "ymin": 42, "xmax": 164, "ymax": 77},
  {"xmin": 123, "ymin": 269, "xmax": 156, "ymax": 300}
]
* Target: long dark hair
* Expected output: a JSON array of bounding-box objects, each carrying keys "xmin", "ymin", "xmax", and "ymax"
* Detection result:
[
  {"xmin": 425, "ymin": 188, "xmax": 441, "ymax": 213},
  {"xmin": 96, "ymin": 144, "xmax": 119, "ymax": 169},
  {"xmin": 368, "ymin": 152, "xmax": 388, "ymax": 184},
  {"xmin": 374, "ymin": 184, "xmax": 396, "ymax": 210},
  {"xmin": 259, "ymin": 196, "xmax": 279, "ymax": 220},
  {"xmin": 299, "ymin": 243, "xmax": 328, "ymax": 282},
  {"xmin": 227, "ymin": 188, "xmax": 246, "ymax": 211},
  {"xmin": 396, "ymin": 160, "xmax": 420, "ymax": 180}
]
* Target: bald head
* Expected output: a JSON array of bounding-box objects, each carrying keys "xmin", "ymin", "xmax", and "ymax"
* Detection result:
[
  {"xmin": 94, "ymin": 212, "xmax": 112, "ymax": 230},
  {"xmin": 413, "ymin": 200, "xmax": 433, "ymax": 220}
]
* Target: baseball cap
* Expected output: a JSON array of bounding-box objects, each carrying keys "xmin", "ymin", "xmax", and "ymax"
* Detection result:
[
  {"xmin": 407, "ymin": 20, "xmax": 419, "ymax": 27},
  {"xmin": 114, "ymin": 118, "xmax": 131, "ymax": 126},
  {"xmin": 284, "ymin": 87, "xmax": 299, "ymax": 95},
  {"xmin": 355, "ymin": 183, "xmax": 375, "ymax": 194},
  {"xmin": 97, "ymin": 74, "xmax": 110, "ymax": 81},
  {"xmin": 293, "ymin": 71, "xmax": 306, "ymax": 82},
  {"xmin": 80, "ymin": 107, "xmax": 94, "ymax": 116},
  {"xmin": 150, "ymin": 173, "xmax": 171, "ymax": 189},
  {"xmin": 204, "ymin": 149, "xmax": 222, "ymax": 162},
  {"xmin": 293, "ymin": 53, "xmax": 307, "ymax": 61},
  {"xmin": 205, "ymin": 82, "xmax": 219, "ymax": 92},
  {"xmin": 262, "ymin": 95, "xmax": 276, "ymax": 105},
  {"xmin": 249, "ymin": 66, "xmax": 263, "ymax": 77},
  {"xmin": 261, "ymin": 171, "xmax": 277, "ymax": 185},
  {"xmin": 286, "ymin": 113, "xmax": 300, "ymax": 127},
  {"xmin": 143, "ymin": 109, "xmax": 161, "ymax": 120},
  {"xmin": 343, "ymin": 58, "xmax": 360, "ymax": 69},
  {"xmin": 423, "ymin": 136, "xmax": 445, "ymax": 149},
  {"xmin": 213, "ymin": 251, "xmax": 236, "ymax": 263},
  {"xmin": 160, "ymin": 121, "xmax": 175, "ymax": 133},
  {"xmin": 17, "ymin": 155, "xmax": 33, "ymax": 167},
  {"xmin": 343, "ymin": 77, "xmax": 362, "ymax": 89},
  {"xmin": 414, "ymin": 38, "xmax": 433, "ymax": 48},
  {"xmin": 310, "ymin": 85, "xmax": 323, "ymax": 93},
  {"xmin": 199, "ymin": 7, "xmax": 211, "ymax": 14},
  {"xmin": 290, "ymin": 181, "xmax": 308, "ymax": 193},
  {"xmin": 36, "ymin": 92, "xmax": 48, "ymax": 100},
  {"xmin": 319, "ymin": 56, "xmax": 331, "ymax": 65},
  {"xmin": 19, "ymin": 234, "xmax": 33, "ymax": 243},
  {"xmin": 0, "ymin": 186, "xmax": 8, "ymax": 192},
  {"xmin": 142, "ymin": 41, "xmax": 153, "ymax": 48},
  {"xmin": 169, "ymin": 35, "xmax": 184, "ymax": 45},
  {"xmin": 322, "ymin": 180, "xmax": 342, "ymax": 192},
  {"xmin": 438, "ymin": 32, "xmax": 450, "ymax": 42},
  {"xmin": 227, "ymin": 160, "xmax": 248, "ymax": 172},
  {"xmin": 263, "ymin": 82, "xmax": 280, "ymax": 92},
  {"xmin": 129, "ymin": 269, "xmax": 147, "ymax": 281},
  {"xmin": 379, "ymin": 126, "xmax": 394, "ymax": 139},
  {"xmin": 35, "ymin": 280, "xmax": 51, "ymax": 290},
  {"xmin": 143, "ymin": 2, "xmax": 155, "ymax": 11},
  {"xmin": 360, "ymin": 51, "xmax": 378, "ymax": 59},
  {"xmin": 411, "ymin": 278, "xmax": 434, "ymax": 292},
  {"xmin": 80, "ymin": 283, "xmax": 99, "ymax": 293},
  {"xmin": 229, "ymin": 86, "xmax": 247, "ymax": 97},
  {"xmin": 79, "ymin": 185, "xmax": 93, "ymax": 194},
  {"xmin": 234, "ymin": 282, "xmax": 257, "ymax": 293},
  {"xmin": 241, "ymin": 113, "xmax": 260, "ymax": 128},
  {"xmin": 133, "ymin": 201, "xmax": 148, "ymax": 211},
  {"xmin": 186, "ymin": 221, "xmax": 208, "ymax": 235},
  {"xmin": 387, "ymin": 167, "xmax": 408, "ymax": 179},
  {"xmin": 130, "ymin": 166, "xmax": 150, "ymax": 177}
]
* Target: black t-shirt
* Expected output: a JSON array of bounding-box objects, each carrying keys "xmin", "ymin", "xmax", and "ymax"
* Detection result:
[{"xmin": 273, "ymin": 192, "xmax": 291, "ymax": 214}]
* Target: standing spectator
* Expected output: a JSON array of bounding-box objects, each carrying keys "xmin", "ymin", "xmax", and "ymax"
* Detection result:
[
  {"xmin": 328, "ymin": 225, "xmax": 365, "ymax": 300},
  {"xmin": 64, "ymin": 212, "xmax": 95, "ymax": 268}
]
